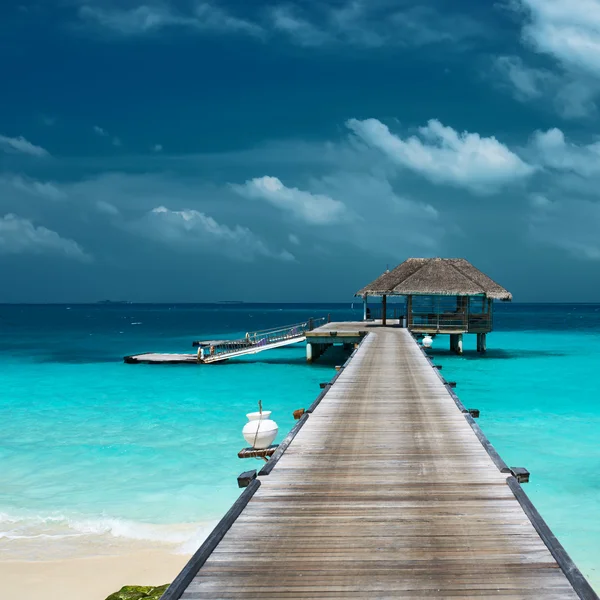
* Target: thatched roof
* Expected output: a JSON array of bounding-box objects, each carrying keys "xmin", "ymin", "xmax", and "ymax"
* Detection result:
[{"xmin": 356, "ymin": 258, "xmax": 512, "ymax": 301}]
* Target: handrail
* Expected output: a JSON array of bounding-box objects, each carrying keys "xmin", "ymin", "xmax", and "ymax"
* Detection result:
[
  {"xmin": 247, "ymin": 319, "xmax": 325, "ymax": 337},
  {"xmin": 199, "ymin": 317, "xmax": 328, "ymax": 361}
]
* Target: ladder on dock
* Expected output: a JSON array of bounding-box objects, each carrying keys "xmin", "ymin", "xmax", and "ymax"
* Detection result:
[{"xmin": 196, "ymin": 318, "xmax": 327, "ymax": 363}]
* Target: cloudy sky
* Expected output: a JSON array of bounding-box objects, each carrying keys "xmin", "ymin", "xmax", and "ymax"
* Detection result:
[{"xmin": 2, "ymin": 0, "xmax": 600, "ymax": 302}]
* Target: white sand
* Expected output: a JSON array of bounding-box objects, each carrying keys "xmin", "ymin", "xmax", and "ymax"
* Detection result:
[{"xmin": 0, "ymin": 550, "xmax": 190, "ymax": 600}]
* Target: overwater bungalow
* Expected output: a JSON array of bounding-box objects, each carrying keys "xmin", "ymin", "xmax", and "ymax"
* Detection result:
[{"xmin": 356, "ymin": 257, "xmax": 512, "ymax": 353}]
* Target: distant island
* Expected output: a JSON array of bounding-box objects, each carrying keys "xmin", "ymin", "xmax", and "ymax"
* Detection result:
[
  {"xmin": 217, "ymin": 301, "xmax": 245, "ymax": 304},
  {"xmin": 96, "ymin": 300, "xmax": 131, "ymax": 305}
]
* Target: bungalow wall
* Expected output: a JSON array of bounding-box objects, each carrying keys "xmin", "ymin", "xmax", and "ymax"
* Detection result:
[{"xmin": 407, "ymin": 294, "xmax": 493, "ymax": 334}]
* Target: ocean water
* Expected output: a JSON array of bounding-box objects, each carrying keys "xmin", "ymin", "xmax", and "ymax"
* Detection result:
[
  {"xmin": 0, "ymin": 303, "xmax": 598, "ymax": 590},
  {"xmin": 0, "ymin": 303, "xmax": 354, "ymax": 559},
  {"xmin": 430, "ymin": 304, "xmax": 600, "ymax": 588}
]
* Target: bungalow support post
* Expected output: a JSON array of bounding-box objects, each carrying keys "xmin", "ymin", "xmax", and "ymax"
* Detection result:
[
  {"xmin": 450, "ymin": 333, "xmax": 463, "ymax": 355},
  {"xmin": 382, "ymin": 295, "xmax": 387, "ymax": 326},
  {"xmin": 307, "ymin": 342, "xmax": 327, "ymax": 363},
  {"xmin": 477, "ymin": 333, "xmax": 487, "ymax": 353}
]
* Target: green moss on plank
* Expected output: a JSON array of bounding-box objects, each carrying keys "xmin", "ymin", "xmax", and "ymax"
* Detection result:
[{"xmin": 105, "ymin": 584, "xmax": 169, "ymax": 600}]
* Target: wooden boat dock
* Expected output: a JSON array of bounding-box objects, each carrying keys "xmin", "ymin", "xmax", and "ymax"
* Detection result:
[
  {"xmin": 124, "ymin": 352, "xmax": 199, "ymax": 364},
  {"xmin": 161, "ymin": 323, "xmax": 597, "ymax": 600},
  {"xmin": 124, "ymin": 319, "xmax": 326, "ymax": 365}
]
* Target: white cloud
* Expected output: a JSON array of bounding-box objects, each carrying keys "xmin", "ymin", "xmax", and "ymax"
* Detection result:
[
  {"xmin": 492, "ymin": 55, "xmax": 598, "ymax": 119},
  {"xmin": 529, "ymin": 196, "xmax": 600, "ymax": 260},
  {"xmin": 79, "ymin": 4, "xmax": 193, "ymax": 35},
  {"xmin": 78, "ymin": 1, "xmax": 481, "ymax": 48},
  {"xmin": 130, "ymin": 206, "xmax": 294, "ymax": 261},
  {"xmin": 92, "ymin": 126, "xmax": 122, "ymax": 147},
  {"xmin": 493, "ymin": 56, "xmax": 555, "ymax": 100},
  {"xmin": 96, "ymin": 200, "xmax": 120, "ymax": 216},
  {"xmin": 529, "ymin": 128, "xmax": 600, "ymax": 176},
  {"xmin": 0, "ymin": 137, "xmax": 446, "ymax": 267},
  {"xmin": 347, "ymin": 118, "xmax": 534, "ymax": 193},
  {"xmin": 232, "ymin": 176, "xmax": 348, "ymax": 224},
  {"xmin": 529, "ymin": 193, "xmax": 552, "ymax": 209},
  {"xmin": 193, "ymin": 3, "xmax": 263, "ymax": 36},
  {"xmin": 388, "ymin": 6, "xmax": 484, "ymax": 48},
  {"xmin": 312, "ymin": 171, "xmax": 441, "ymax": 252},
  {"xmin": 499, "ymin": 1, "xmax": 600, "ymax": 119},
  {"xmin": 526, "ymin": 120, "xmax": 600, "ymax": 257},
  {"xmin": 0, "ymin": 214, "xmax": 91, "ymax": 262},
  {"xmin": 2, "ymin": 175, "xmax": 66, "ymax": 200},
  {"xmin": 79, "ymin": 2, "xmax": 262, "ymax": 37},
  {"xmin": 270, "ymin": 6, "xmax": 332, "ymax": 46},
  {"xmin": 555, "ymin": 80, "xmax": 598, "ymax": 119},
  {"xmin": 516, "ymin": 0, "xmax": 600, "ymax": 76},
  {"xmin": 268, "ymin": 2, "xmax": 484, "ymax": 49},
  {"xmin": 0, "ymin": 134, "xmax": 49, "ymax": 157}
]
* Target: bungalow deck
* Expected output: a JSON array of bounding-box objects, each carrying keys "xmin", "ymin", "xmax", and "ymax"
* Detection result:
[{"xmin": 160, "ymin": 324, "xmax": 597, "ymax": 600}]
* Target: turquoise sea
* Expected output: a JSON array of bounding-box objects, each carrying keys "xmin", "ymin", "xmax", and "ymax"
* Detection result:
[
  {"xmin": 0, "ymin": 304, "xmax": 349, "ymax": 560},
  {"xmin": 0, "ymin": 303, "xmax": 598, "ymax": 590},
  {"xmin": 431, "ymin": 304, "xmax": 600, "ymax": 589}
]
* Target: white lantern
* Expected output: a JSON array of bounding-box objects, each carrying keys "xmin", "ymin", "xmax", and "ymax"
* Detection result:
[
  {"xmin": 242, "ymin": 410, "xmax": 279, "ymax": 449},
  {"xmin": 422, "ymin": 334, "xmax": 433, "ymax": 348}
]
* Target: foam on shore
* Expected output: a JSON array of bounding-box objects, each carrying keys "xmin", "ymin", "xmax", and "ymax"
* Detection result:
[{"xmin": 0, "ymin": 511, "xmax": 216, "ymax": 559}]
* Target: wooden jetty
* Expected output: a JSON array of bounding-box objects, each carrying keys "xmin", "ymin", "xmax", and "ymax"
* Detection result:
[
  {"xmin": 161, "ymin": 323, "xmax": 597, "ymax": 600},
  {"xmin": 124, "ymin": 319, "xmax": 326, "ymax": 365}
]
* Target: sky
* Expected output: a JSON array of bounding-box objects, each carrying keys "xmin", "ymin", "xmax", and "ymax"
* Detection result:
[{"xmin": 2, "ymin": 0, "xmax": 600, "ymax": 302}]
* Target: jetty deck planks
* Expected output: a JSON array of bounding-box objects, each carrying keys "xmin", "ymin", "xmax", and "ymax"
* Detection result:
[
  {"xmin": 172, "ymin": 325, "xmax": 591, "ymax": 600},
  {"xmin": 124, "ymin": 353, "xmax": 198, "ymax": 364}
]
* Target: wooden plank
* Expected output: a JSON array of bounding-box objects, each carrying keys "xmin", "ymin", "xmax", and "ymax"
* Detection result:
[
  {"xmin": 170, "ymin": 324, "xmax": 594, "ymax": 600},
  {"xmin": 124, "ymin": 353, "xmax": 197, "ymax": 364},
  {"xmin": 237, "ymin": 445, "xmax": 278, "ymax": 459},
  {"xmin": 510, "ymin": 467, "xmax": 530, "ymax": 484},
  {"xmin": 258, "ymin": 413, "xmax": 309, "ymax": 476},
  {"xmin": 236, "ymin": 470, "xmax": 257, "ymax": 488}
]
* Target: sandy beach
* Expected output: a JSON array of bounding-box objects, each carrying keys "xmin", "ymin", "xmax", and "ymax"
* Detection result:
[{"xmin": 0, "ymin": 550, "xmax": 190, "ymax": 600}]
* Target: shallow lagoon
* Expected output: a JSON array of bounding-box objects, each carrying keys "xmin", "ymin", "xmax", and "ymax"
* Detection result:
[{"xmin": 0, "ymin": 303, "xmax": 598, "ymax": 589}]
